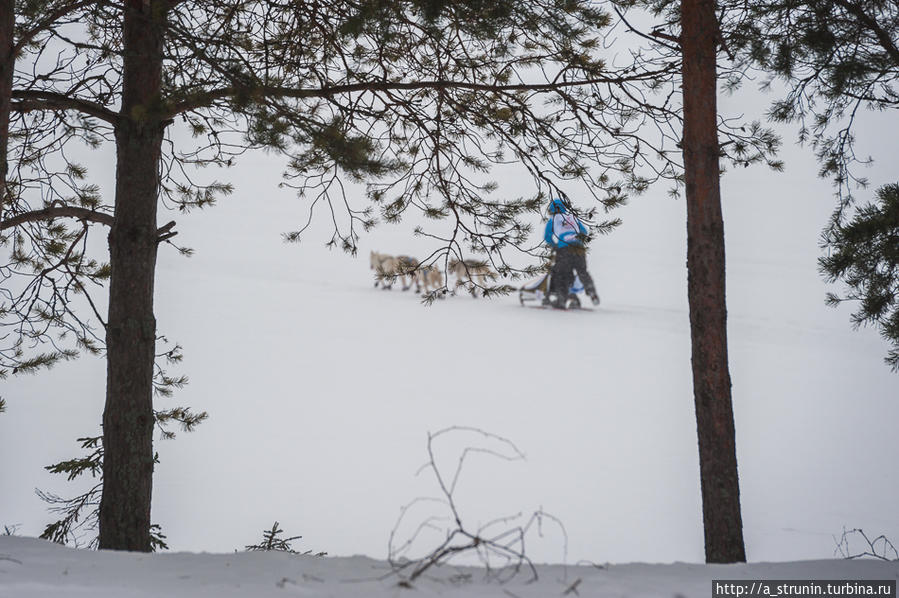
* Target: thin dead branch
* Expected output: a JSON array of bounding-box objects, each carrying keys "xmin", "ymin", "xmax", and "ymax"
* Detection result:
[{"xmin": 389, "ymin": 426, "xmax": 568, "ymax": 587}]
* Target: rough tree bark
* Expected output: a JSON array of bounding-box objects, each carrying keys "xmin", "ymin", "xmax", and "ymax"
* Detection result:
[
  {"xmin": 98, "ymin": 0, "xmax": 168, "ymax": 551},
  {"xmin": 0, "ymin": 0, "xmax": 13, "ymax": 192},
  {"xmin": 680, "ymin": 0, "xmax": 746, "ymax": 563}
]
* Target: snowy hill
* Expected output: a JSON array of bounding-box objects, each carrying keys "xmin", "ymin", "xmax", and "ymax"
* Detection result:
[
  {"xmin": 1, "ymin": 140, "xmax": 898, "ymax": 573},
  {"xmin": 2, "ymin": 536, "xmax": 898, "ymax": 598}
]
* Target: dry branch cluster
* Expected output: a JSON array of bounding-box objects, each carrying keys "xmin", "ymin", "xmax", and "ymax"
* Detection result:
[
  {"xmin": 835, "ymin": 527, "xmax": 899, "ymax": 561},
  {"xmin": 388, "ymin": 426, "xmax": 567, "ymax": 586}
]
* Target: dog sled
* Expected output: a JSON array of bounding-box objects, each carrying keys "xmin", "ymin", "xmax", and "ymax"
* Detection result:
[{"xmin": 518, "ymin": 270, "xmax": 589, "ymax": 309}]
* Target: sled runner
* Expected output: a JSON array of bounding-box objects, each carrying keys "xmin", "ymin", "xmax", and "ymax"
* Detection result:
[{"xmin": 519, "ymin": 271, "xmax": 597, "ymax": 310}]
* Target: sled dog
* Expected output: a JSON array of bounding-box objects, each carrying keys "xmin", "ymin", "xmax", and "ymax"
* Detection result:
[
  {"xmin": 414, "ymin": 264, "xmax": 444, "ymax": 294},
  {"xmin": 448, "ymin": 259, "xmax": 497, "ymax": 296},
  {"xmin": 394, "ymin": 255, "xmax": 417, "ymax": 291},
  {"xmin": 370, "ymin": 251, "xmax": 416, "ymax": 290},
  {"xmin": 370, "ymin": 251, "xmax": 398, "ymax": 289}
]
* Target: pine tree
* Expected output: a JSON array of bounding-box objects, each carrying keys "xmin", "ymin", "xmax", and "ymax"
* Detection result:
[
  {"xmin": 2, "ymin": 0, "xmax": 203, "ymax": 551},
  {"xmin": 680, "ymin": 0, "xmax": 746, "ymax": 564},
  {"xmin": 4, "ymin": 0, "xmax": 686, "ymax": 551},
  {"xmin": 609, "ymin": 0, "xmax": 786, "ymax": 562}
]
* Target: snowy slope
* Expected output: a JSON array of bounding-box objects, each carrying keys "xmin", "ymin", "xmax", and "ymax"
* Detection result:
[
  {"xmin": 2, "ymin": 536, "xmax": 898, "ymax": 598},
  {"xmin": 1, "ymin": 132, "xmax": 897, "ymax": 569}
]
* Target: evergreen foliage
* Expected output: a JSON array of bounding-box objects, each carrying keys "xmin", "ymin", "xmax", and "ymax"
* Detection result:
[
  {"xmin": 245, "ymin": 521, "xmax": 324, "ymax": 556},
  {"xmin": 1, "ymin": 0, "xmax": 117, "ymax": 379},
  {"xmin": 0, "ymin": 1, "xmax": 698, "ymax": 366},
  {"xmin": 36, "ymin": 434, "xmax": 108, "ymax": 549},
  {"xmin": 2, "ymin": 0, "xmax": 786, "ymax": 550},
  {"xmin": 245, "ymin": 522, "xmax": 299, "ymax": 553},
  {"xmin": 611, "ymin": 0, "xmax": 784, "ymax": 180},
  {"xmin": 721, "ymin": 1, "xmax": 899, "ymax": 370},
  {"xmin": 36, "ymin": 415, "xmax": 195, "ymax": 550},
  {"xmin": 3, "ymin": 0, "xmax": 683, "ymax": 550},
  {"xmin": 724, "ymin": 0, "xmax": 898, "ymax": 195},
  {"xmin": 820, "ymin": 183, "xmax": 899, "ymax": 371}
]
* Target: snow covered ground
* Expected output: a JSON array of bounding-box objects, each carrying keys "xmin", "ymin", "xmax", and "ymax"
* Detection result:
[
  {"xmin": 2, "ymin": 536, "xmax": 898, "ymax": 598},
  {"xmin": 1, "ymin": 101, "xmax": 898, "ymax": 594}
]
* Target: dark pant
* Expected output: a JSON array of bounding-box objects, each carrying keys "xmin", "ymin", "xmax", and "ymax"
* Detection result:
[{"xmin": 550, "ymin": 246, "xmax": 597, "ymax": 299}]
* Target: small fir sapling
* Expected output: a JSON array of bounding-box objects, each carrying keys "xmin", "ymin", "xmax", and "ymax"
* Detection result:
[{"xmin": 245, "ymin": 521, "xmax": 326, "ymax": 556}]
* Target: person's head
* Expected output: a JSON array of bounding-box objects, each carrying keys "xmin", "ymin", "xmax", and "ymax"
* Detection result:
[{"xmin": 548, "ymin": 198, "xmax": 568, "ymax": 214}]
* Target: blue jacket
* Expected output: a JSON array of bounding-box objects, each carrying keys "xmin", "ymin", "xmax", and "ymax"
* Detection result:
[{"xmin": 544, "ymin": 200, "xmax": 588, "ymax": 249}]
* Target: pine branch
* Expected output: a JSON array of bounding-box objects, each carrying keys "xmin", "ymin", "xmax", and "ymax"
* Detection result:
[
  {"xmin": 166, "ymin": 68, "xmax": 678, "ymax": 118},
  {"xmin": 13, "ymin": 0, "xmax": 101, "ymax": 52},
  {"xmin": 829, "ymin": 0, "xmax": 899, "ymax": 67},
  {"xmin": 11, "ymin": 90, "xmax": 118, "ymax": 124},
  {"xmin": 0, "ymin": 206, "xmax": 114, "ymax": 231}
]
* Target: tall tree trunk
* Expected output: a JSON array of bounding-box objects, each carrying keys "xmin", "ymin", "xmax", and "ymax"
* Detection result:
[
  {"xmin": 0, "ymin": 0, "xmax": 13, "ymax": 196},
  {"xmin": 98, "ymin": 0, "xmax": 168, "ymax": 552},
  {"xmin": 680, "ymin": 0, "xmax": 746, "ymax": 563}
]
